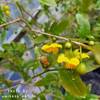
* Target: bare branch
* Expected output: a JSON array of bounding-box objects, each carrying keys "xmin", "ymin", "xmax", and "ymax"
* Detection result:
[
  {"xmin": 30, "ymin": 28, "xmax": 91, "ymax": 50},
  {"xmin": 0, "ymin": 18, "xmax": 21, "ymax": 28}
]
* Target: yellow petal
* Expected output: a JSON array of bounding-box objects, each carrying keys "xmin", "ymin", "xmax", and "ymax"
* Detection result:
[
  {"xmin": 50, "ymin": 43, "xmax": 62, "ymax": 48},
  {"xmin": 69, "ymin": 58, "xmax": 80, "ymax": 66},
  {"xmin": 74, "ymin": 49, "xmax": 90, "ymax": 59},
  {"xmin": 41, "ymin": 43, "xmax": 62, "ymax": 53},
  {"xmin": 57, "ymin": 54, "xmax": 69, "ymax": 63},
  {"xmin": 41, "ymin": 44, "xmax": 49, "ymax": 51},
  {"xmin": 81, "ymin": 53, "xmax": 90, "ymax": 59}
]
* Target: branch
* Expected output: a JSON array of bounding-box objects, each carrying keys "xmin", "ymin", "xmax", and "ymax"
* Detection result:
[
  {"xmin": 21, "ymin": 18, "xmax": 91, "ymax": 50},
  {"xmin": 0, "ymin": 18, "xmax": 21, "ymax": 28},
  {"xmin": 30, "ymin": 28, "xmax": 91, "ymax": 50}
]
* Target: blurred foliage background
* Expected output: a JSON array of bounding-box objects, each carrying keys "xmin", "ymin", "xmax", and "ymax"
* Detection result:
[{"xmin": 0, "ymin": 0, "xmax": 100, "ymax": 100}]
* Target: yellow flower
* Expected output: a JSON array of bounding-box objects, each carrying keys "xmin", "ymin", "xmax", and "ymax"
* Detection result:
[
  {"xmin": 74, "ymin": 50, "xmax": 89, "ymax": 59},
  {"xmin": 81, "ymin": 53, "xmax": 89, "ymax": 59},
  {"xmin": 41, "ymin": 43, "xmax": 62, "ymax": 53},
  {"xmin": 65, "ymin": 58, "xmax": 80, "ymax": 69},
  {"xmin": 57, "ymin": 54, "xmax": 69, "ymax": 63},
  {"xmin": 57, "ymin": 54, "xmax": 80, "ymax": 69},
  {"xmin": 57, "ymin": 49, "xmax": 90, "ymax": 69}
]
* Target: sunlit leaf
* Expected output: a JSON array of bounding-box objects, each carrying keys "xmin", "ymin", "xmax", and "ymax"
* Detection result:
[
  {"xmin": 80, "ymin": 0, "xmax": 92, "ymax": 12},
  {"xmin": 0, "ymin": 30, "xmax": 7, "ymax": 43},
  {"xmin": 76, "ymin": 13, "xmax": 91, "ymax": 38},
  {"xmin": 59, "ymin": 69, "xmax": 88, "ymax": 97},
  {"xmin": 34, "ymin": 35, "xmax": 47, "ymax": 44},
  {"xmin": 96, "ymin": 0, "xmax": 100, "ymax": 9},
  {"xmin": 39, "ymin": 94, "xmax": 46, "ymax": 100},
  {"xmin": 91, "ymin": 44, "xmax": 100, "ymax": 65},
  {"xmin": 39, "ymin": 0, "xmax": 56, "ymax": 6},
  {"xmin": 35, "ymin": 73, "xmax": 57, "ymax": 86},
  {"xmin": 49, "ymin": 16, "xmax": 73, "ymax": 35},
  {"xmin": 22, "ymin": 60, "xmax": 40, "ymax": 70},
  {"xmin": 34, "ymin": 46, "xmax": 41, "ymax": 58}
]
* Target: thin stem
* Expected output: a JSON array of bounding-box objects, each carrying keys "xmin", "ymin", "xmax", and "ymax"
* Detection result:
[
  {"xmin": 16, "ymin": 2, "xmax": 24, "ymax": 17},
  {"xmin": 17, "ymin": 3, "xmax": 33, "ymax": 18},
  {"xmin": 26, "ymin": 69, "xmax": 58, "ymax": 83},
  {"xmin": 0, "ymin": 18, "xmax": 21, "ymax": 28},
  {"xmin": 30, "ymin": 28, "xmax": 91, "ymax": 50},
  {"xmin": 20, "ymin": 18, "xmax": 91, "ymax": 50}
]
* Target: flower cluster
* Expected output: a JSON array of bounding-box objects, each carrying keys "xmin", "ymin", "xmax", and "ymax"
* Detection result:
[
  {"xmin": 41, "ymin": 43, "xmax": 89, "ymax": 69},
  {"xmin": 57, "ymin": 51, "xmax": 89, "ymax": 69},
  {"xmin": 57, "ymin": 54, "xmax": 80, "ymax": 69}
]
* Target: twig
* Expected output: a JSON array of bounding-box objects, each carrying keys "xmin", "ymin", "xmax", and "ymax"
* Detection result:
[
  {"xmin": 16, "ymin": 3, "xmax": 33, "ymax": 18},
  {"xmin": 20, "ymin": 17, "xmax": 91, "ymax": 50},
  {"xmin": 26, "ymin": 68, "xmax": 58, "ymax": 83},
  {"xmin": 0, "ymin": 18, "xmax": 21, "ymax": 28},
  {"xmin": 30, "ymin": 28, "xmax": 91, "ymax": 50}
]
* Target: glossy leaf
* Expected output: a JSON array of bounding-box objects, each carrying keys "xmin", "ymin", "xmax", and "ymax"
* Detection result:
[
  {"xmin": 91, "ymin": 44, "xmax": 100, "ymax": 65},
  {"xmin": 96, "ymin": 0, "xmax": 100, "ymax": 9},
  {"xmin": 76, "ymin": 13, "xmax": 90, "ymax": 38},
  {"xmin": 34, "ymin": 35, "xmax": 47, "ymax": 44},
  {"xmin": 49, "ymin": 16, "xmax": 73, "ymax": 35},
  {"xmin": 0, "ymin": 30, "xmax": 7, "ymax": 43},
  {"xmin": 39, "ymin": 94, "xmax": 46, "ymax": 100},
  {"xmin": 35, "ymin": 73, "xmax": 57, "ymax": 86},
  {"xmin": 59, "ymin": 69, "xmax": 88, "ymax": 97},
  {"xmin": 2, "ymin": 42, "xmax": 26, "ymax": 56},
  {"xmin": 22, "ymin": 60, "xmax": 40, "ymax": 69},
  {"xmin": 39, "ymin": 0, "xmax": 56, "ymax": 6},
  {"xmin": 80, "ymin": 0, "xmax": 92, "ymax": 12},
  {"xmin": 77, "ymin": 63, "xmax": 100, "ymax": 75},
  {"xmin": 84, "ymin": 65, "xmax": 100, "ymax": 74},
  {"xmin": 34, "ymin": 46, "xmax": 41, "ymax": 58}
]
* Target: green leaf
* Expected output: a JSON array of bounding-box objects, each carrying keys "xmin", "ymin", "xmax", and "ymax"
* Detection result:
[
  {"xmin": 64, "ymin": 94, "xmax": 75, "ymax": 100},
  {"xmin": 80, "ymin": 0, "xmax": 92, "ymax": 12},
  {"xmin": 76, "ymin": 62, "xmax": 100, "ymax": 74},
  {"xmin": 96, "ymin": 0, "xmax": 100, "ymax": 9},
  {"xmin": 0, "ymin": 7, "xmax": 3, "ymax": 18},
  {"xmin": 76, "ymin": 13, "xmax": 90, "ymax": 38},
  {"xmin": 34, "ymin": 35, "xmax": 47, "ymax": 44},
  {"xmin": 49, "ymin": 16, "xmax": 72, "ymax": 35},
  {"xmin": 85, "ymin": 94, "xmax": 99, "ymax": 100},
  {"xmin": 91, "ymin": 44, "xmax": 100, "ymax": 65},
  {"xmin": 35, "ymin": 73, "xmax": 57, "ymax": 86},
  {"xmin": 39, "ymin": 0, "xmax": 56, "ymax": 6},
  {"xmin": 39, "ymin": 94, "xmax": 46, "ymax": 100},
  {"xmin": 2, "ymin": 42, "xmax": 26, "ymax": 57},
  {"xmin": 59, "ymin": 70, "xmax": 88, "ymax": 97},
  {"xmin": 30, "ymin": 60, "xmax": 41, "ymax": 70},
  {"xmin": 0, "ymin": 7, "xmax": 6, "ymax": 24},
  {"xmin": 0, "ymin": 30, "xmax": 7, "ymax": 43},
  {"xmin": 22, "ymin": 60, "xmax": 38, "ymax": 69},
  {"xmin": 84, "ymin": 64, "xmax": 100, "ymax": 74},
  {"xmin": 34, "ymin": 46, "xmax": 41, "ymax": 58}
]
